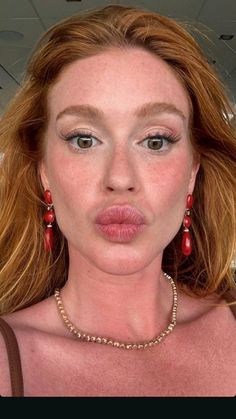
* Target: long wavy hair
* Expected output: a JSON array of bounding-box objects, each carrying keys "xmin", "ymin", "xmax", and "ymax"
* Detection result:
[{"xmin": 0, "ymin": 4, "xmax": 235, "ymax": 314}]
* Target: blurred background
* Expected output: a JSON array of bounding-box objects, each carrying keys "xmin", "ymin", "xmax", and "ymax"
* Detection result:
[{"xmin": 0, "ymin": 0, "xmax": 236, "ymax": 117}]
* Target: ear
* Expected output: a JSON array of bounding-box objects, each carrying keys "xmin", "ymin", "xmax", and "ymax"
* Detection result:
[
  {"xmin": 38, "ymin": 160, "xmax": 50, "ymax": 191},
  {"xmin": 188, "ymin": 155, "xmax": 200, "ymax": 195}
]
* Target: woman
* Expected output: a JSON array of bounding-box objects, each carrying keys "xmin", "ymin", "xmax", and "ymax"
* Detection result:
[{"xmin": 0, "ymin": 4, "xmax": 235, "ymax": 396}]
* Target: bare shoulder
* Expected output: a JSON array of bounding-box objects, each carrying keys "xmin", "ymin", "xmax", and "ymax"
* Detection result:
[
  {"xmin": 0, "ymin": 297, "xmax": 59, "ymax": 396},
  {"xmin": 0, "ymin": 296, "xmax": 58, "ymax": 331},
  {"xmin": 177, "ymin": 292, "xmax": 236, "ymax": 363},
  {"xmin": 0, "ymin": 327, "xmax": 14, "ymax": 396},
  {"xmin": 0, "ymin": 297, "xmax": 62, "ymax": 363},
  {"xmin": 178, "ymin": 290, "xmax": 236, "ymax": 327},
  {"xmin": 177, "ymin": 291, "xmax": 236, "ymax": 362}
]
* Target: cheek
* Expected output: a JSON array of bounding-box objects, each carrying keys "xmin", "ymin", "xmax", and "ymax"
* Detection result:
[
  {"xmin": 146, "ymin": 153, "xmax": 192, "ymax": 200},
  {"xmin": 145, "ymin": 154, "xmax": 193, "ymax": 239},
  {"xmin": 44, "ymin": 150, "xmax": 93, "ymax": 229}
]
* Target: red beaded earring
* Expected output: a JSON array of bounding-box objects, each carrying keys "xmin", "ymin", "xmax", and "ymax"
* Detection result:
[
  {"xmin": 182, "ymin": 194, "xmax": 193, "ymax": 256},
  {"xmin": 43, "ymin": 190, "xmax": 55, "ymax": 252}
]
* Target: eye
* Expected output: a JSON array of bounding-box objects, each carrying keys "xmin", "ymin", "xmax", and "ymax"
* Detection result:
[
  {"xmin": 146, "ymin": 137, "xmax": 164, "ymax": 150},
  {"xmin": 141, "ymin": 134, "xmax": 179, "ymax": 151},
  {"xmin": 63, "ymin": 131, "xmax": 100, "ymax": 150}
]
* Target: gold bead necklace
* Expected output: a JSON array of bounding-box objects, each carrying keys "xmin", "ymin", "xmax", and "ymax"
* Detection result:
[{"xmin": 54, "ymin": 272, "xmax": 178, "ymax": 350}]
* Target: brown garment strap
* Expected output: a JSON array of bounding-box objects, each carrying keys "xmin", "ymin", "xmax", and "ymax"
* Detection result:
[{"xmin": 0, "ymin": 318, "xmax": 24, "ymax": 397}]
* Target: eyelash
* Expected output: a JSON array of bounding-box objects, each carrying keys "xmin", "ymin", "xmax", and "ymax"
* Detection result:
[{"xmin": 62, "ymin": 129, "xmax": 180, "ymax": 152}]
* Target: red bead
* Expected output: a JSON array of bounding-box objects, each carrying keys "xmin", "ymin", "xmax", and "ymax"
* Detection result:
[
  {"xmin": 186, "ymin": 194, "xmax": 193, "ymax": 210},
  {"xmin": 183, "ymin": 214, "xmax": 191, "ymax": 228},
  {"xmin": 44, "ymin": 190, "xmax": 52, "ymax": 205},
  {"xmin": 44, "ymin": 227, "xmax": 53, "ymax": 252},
  {"xmin": 182, "ymin": 230, "xmax": 192, "ymax": 256},
  {"xmin": 43, "ymin": 209, "xmax": 55, "ymax": 223}
]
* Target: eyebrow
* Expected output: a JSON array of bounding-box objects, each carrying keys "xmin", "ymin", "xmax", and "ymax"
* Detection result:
[{"xmin": 56, "ymin": 102, "xmax": 186, "ymax": 122}]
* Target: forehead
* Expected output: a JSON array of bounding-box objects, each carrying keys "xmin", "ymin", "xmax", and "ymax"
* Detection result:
[{"xmin": 48, "ymin": 47, "xmax": 190, "ymax": 121}]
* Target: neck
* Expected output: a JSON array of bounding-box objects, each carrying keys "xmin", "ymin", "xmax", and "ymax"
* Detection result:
[
  {"xmin": 59, "ymin": 253, "xmax": 175, "ymax": 343},
  {"xmin": 55, "ymin": 273, "xmax": 177, "ymax": 349}
]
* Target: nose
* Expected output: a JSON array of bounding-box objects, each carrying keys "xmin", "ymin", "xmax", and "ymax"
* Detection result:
[{"xmin": 103, "ymin": 146, "xmax": 140, "ymax": 193}]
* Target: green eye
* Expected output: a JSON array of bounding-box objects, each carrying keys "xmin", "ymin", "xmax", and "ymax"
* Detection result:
[
  {"xmin": 64, "ymin": 131, "xmax": 100, "ymax": 150},
  {"xmin": 142, "ymin": 133, "xmax": 179, "ymax": 152},
  {"xmin": 76, "ymin": 137, "xmax": 93, "ymax": 148},
  {"xmin": 147, "ymin": 138, "xmax": 163, "ymax": 150}
]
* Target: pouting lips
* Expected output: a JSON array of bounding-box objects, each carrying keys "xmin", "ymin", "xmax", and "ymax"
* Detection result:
[{"xmin": 95, "ymin": 205, "xmax": 146, "ymax": 225}]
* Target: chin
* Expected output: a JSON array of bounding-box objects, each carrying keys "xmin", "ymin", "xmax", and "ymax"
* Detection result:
[
  {"xmin": 94, "ymin": 263, "xmax": 146, "ymax": 276},
  {"xmin": 90, "ymin": 247, "xmax": 157, "ymax": 275}
]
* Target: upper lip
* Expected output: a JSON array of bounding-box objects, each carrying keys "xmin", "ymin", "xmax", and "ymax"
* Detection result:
[{"xmin": 95, "ymin": 205, "xmax": 146, "ymax": 225}]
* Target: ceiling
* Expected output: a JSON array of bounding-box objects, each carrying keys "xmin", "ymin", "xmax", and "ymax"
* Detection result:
[{"xmin": 0, "ymin": 0, "xmax": 236, "ymax": 114}]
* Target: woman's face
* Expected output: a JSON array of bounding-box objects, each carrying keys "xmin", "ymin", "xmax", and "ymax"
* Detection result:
[{"xmin": 41, "ymin": 47, "xmax": 199, "ymax": 274}]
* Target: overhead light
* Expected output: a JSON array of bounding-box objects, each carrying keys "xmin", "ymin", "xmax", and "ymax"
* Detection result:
[
  {"xmin": 208, "ymin": 57, "xmax": 216, "ymax": 65},
  {"xmin": 0, "ymin": 30, "xmax": 24, "ymax": 42},
  {"xmin": 219, "ymin": 34, "xmax": 234, "ymax": 41}
]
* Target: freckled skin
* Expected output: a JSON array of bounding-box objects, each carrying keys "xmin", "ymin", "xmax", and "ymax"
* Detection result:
[{"xmin": 41, "ymin": 48, "xmax": 199, "ymax": 277}]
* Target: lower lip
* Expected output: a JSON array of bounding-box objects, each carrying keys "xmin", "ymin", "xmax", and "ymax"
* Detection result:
[{"xmin": 96, "ymin": 223, "xmax": 145, "ymax": 242}]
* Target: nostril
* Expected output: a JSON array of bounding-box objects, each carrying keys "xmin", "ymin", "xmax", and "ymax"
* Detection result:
[{"xmin": 106, "ymin": 186, "xmax": 135, "ymax": 192}]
